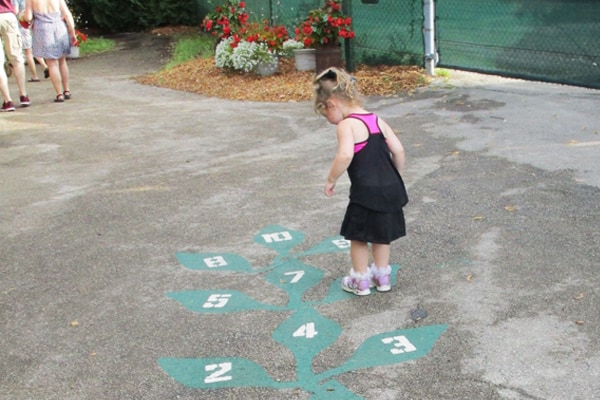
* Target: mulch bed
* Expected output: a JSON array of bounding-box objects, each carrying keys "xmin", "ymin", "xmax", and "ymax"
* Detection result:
[{"xmin": 136, "ymin": 26, "xmax": 430, "ymax": 102}]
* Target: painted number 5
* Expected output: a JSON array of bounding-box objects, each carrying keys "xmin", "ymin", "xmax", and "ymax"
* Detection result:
[
  {"xmin": 203, "ymin": 294, "xmax": 232, "ymax": 309},
  {"xmin": 381, "ymin": 335, "xmax": 416, "ymax": 354}
]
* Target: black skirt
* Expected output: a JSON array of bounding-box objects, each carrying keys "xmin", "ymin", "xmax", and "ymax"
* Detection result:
[{"xmin": 340, "ymin": 202, "xmax": 406, "ymax": 244}]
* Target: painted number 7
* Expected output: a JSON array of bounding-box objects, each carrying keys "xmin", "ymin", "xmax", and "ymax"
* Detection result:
[
  {"xmin": 284, "ymin": 270, "xmax": 305, "ymax": 283},
  {"xmin": 381, "ymin": 335, "xmax": 417, "ymax": 354}
]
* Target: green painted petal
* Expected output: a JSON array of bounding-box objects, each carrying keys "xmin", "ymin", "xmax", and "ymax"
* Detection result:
[
  {"xmin": 253, "ymin": 225, "xmax": 305, "ymax": 255},
  {"xmin": 265, "ymin": 259, "xmax": 324, "ymax": 306},
  {"xmin": 310, "ymin": 380, "xmax": 364, "ymax": 400},
  {"xmin": 158, "ymin": 357, "xmax": 280, "ymax": 389},
  {"xmin": 272, "ymin": 308, "xmax": 342, "ymax": 364},
  {"xmin": 340, "ymin": 325, "xmax": 447, "ymax": 372},
  {"xmin": 167, "ymin": 290, "xmax": 283, "ymax": 313},
  {"xmin": 299, "ymin": 235, "xmax": 350, "ymax": 256},
  {"xmin": 175, "ymin": 252, "xmax": 253, "ymax": 273}
]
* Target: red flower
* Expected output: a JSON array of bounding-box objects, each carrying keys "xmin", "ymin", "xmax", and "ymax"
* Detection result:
[{"xmin": 294, "ymin": 0, "xmax": 354, "ymax": 47}]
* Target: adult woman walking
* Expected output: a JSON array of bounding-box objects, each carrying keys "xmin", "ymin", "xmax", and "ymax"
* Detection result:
[
  {"xmin": 14, "ymin": 0, "xmax": 49, "ymax": 82},
  {"xmin": 24, "ymin": 0, "xmax": 76, "ymax": 102}
]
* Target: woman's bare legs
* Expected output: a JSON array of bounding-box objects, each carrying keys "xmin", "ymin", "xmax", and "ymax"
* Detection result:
[
  {"xmin": 58, "ymin": 56, "xmax": 70, "ymax": 94},
  {"xmin": 46, "ymin": 58, "xmax": 62, "ymax": 97},
  {"xmin": 47, "ymin": 56, "xmax": 70, "ymax": 98},
  {"xmin": 36, "ymin": 57, "xmax": 48, "ymax": 75},
  {"xmin": 24, "ymin": 49, "xmax": 39, "ymax": 80}
]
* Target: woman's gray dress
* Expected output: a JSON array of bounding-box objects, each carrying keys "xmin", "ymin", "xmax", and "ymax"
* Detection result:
[{"xmin": 32, "ymin": 11, "xmax": 69, "ymax": 59}]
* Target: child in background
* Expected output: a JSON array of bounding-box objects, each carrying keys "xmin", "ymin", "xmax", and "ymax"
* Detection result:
[
  {"xmin": 315, "ymin": 67, "xmax": 408, "ymax": 296},
  {"xmin": 14, "ymin": 0, "xmax": 48, "ymax": 82}
]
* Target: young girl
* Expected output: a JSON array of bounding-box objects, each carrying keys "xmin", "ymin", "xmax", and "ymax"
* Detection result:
[{"xmin": 315, "ymin": 67, "xmax": 408, "ymax": 296}]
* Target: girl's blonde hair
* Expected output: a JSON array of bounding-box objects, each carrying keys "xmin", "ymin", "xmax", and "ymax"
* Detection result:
[{"xmin": 313, "ymin": 67, "xmax": 363, "ymax": 114}]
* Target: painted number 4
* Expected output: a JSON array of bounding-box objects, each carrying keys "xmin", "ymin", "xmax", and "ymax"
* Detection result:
[
  {"xmin": 293, "ymin": 322, "xmax": 318, "ymax": 339},
  {"xmin": 381, "ymin": 335, "xmax": 416, "ymax": 354}
]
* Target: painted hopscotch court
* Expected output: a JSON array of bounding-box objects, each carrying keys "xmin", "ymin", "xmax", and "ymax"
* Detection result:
[{"xmin": 159, "ymin": 225, "xmax": 447, "ymax": 399}]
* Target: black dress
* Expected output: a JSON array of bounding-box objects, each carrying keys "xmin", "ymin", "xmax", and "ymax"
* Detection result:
[{"xmin": 339, "ymin": 113, "xmax": 408, "ymax": 244}]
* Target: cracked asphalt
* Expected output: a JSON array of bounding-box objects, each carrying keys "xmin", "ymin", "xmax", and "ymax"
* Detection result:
[{"xmin": 1, "ymin": 32, "xmax": 599, "ymax": 399}]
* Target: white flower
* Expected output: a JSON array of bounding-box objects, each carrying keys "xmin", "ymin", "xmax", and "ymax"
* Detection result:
[
  {"xmin": 215, "ymin": 37, "xmax": 235, "ymax": 69},
  {"xmin": 283, "ymin": 39, "xmax": 304, "ymax": 51},
  {"xmin": 215, "ymin": 39, "xmax": 276, "ymax": 74}
]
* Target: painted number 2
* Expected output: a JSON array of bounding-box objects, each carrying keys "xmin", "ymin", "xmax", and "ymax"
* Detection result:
[
  {"xmin": 381, "ymin": 335, "xmax": 417, "ymax": 354},
  {"xmin": 204, "ymin": 362, "xmax": 232, "ymax": 383}
]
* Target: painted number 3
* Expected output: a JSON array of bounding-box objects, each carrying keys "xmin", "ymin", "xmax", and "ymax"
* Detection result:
[{"xmin": 381, "ymin": 335, "xmax": 417, "ymax": 354}]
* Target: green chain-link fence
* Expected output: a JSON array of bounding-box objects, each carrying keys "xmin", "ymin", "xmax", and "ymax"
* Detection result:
[
  {"xmin": 436, "ymin": 0, "xmax": 600, "ymax": 89},
  {"xmin": 195, "ymin": 0, "xmax": 600, "ymax": 89}
]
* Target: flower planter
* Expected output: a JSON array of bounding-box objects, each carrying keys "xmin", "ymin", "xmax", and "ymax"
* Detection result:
[
  {"xmin": 254, "ymin": 57, "xmax": 279, "ymax": 76},
  {"xmin": 293, "ymin": 48, "xmax": 316, "ymax": 71},
  {"xmin": 315, "ymin": 44, "xmax": 343, "ymax": 73},
  {"xmin": 68, "ymin": 46, "xmax": 80, "ymax": 58}
]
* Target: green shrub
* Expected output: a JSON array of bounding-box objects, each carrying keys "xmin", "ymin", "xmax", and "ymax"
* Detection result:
[{"xmin": 68, "ymin": 0, "xmax": 199, "ymax": 33}]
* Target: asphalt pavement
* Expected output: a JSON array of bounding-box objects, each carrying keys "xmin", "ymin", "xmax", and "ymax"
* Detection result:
[{"xmin": 1, "ymin": 33, "xmax": 599, "ymax": 400}]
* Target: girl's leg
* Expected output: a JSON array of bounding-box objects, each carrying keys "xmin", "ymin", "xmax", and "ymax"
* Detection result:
[
  {"xmin": 350, "ymin": 240, "xmax": 370, "ymax": 275},
  {"xmin": 372, "ymin": 243, "xmax": 390, "ymax": 268},
  {"xmin": 371, "ymin": 243, "xmax": 392, "ymax": 292},
  {"xmin": 46, "ymin": 58, "xmax": 63, "ymax": 98},
  {"xmin": 341, "ymin": 240, "xmax": 372, "ymax": 295}
]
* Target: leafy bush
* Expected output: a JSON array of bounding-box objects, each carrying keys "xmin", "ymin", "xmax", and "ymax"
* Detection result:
[{"xmin": 68, "ymin": 0, "xmax": 199, "ymax": 33}]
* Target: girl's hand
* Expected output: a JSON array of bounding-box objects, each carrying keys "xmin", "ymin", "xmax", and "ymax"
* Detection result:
[{"xmin": 324, "ymin": 181, "xmax": 336, "ymax": 197}]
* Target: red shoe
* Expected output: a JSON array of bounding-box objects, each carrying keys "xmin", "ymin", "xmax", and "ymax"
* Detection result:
[{"xmin": 1, "ymin": 101, "xmax": 16, "ymax": 112}]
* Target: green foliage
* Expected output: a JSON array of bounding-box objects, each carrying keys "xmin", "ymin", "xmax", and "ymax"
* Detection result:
[
  {"xmin": 67, "ymin": 0, "xmax": 199, "ymax": 33},
  {"xmin": 79, "ymin": 37, "xmax": 116, "ymax": 56},
  {"xmin": 164, "ymin": 33, "xmax": 216, "ymax": 69}
]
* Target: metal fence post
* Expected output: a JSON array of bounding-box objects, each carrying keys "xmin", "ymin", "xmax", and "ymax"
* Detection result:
[
  {"xmin": 423, "ymin": 0, "xmax": 438, "ymax": 76},
  {"xmin": 342, "ymin": 0, "xmax": 355, "ymax": 72}
]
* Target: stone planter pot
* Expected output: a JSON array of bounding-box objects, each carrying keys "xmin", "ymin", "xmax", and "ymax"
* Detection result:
[
  {"xmin": 315, "ymin": 44, "xmax": 343, "ymax": 73},
  {"xmin": 68, "ymin": 46, "xmax": 80, "ymax": 58},
  {"xmin": 293, "ymin": 48, "xmax": 316, "ymax": 71},
  {"xmin": 254, "ymin": 57, "xmax": 279, "ymax": 76}
]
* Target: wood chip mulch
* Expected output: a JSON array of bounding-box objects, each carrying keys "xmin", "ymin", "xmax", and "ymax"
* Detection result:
[{"xmin": 136, "ymin": 28, "xmax": 430, "ymax": 102}]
